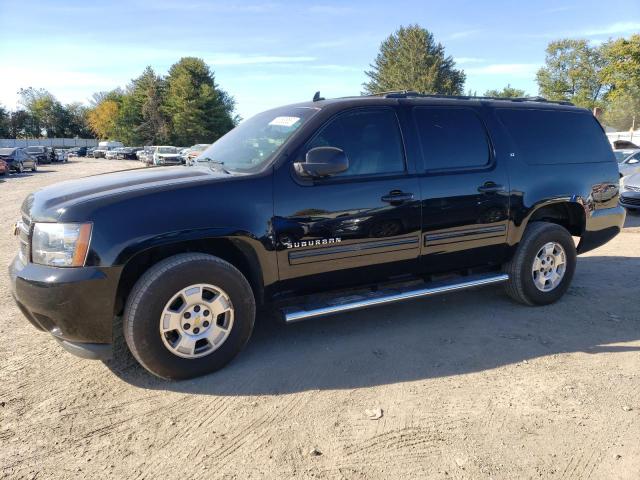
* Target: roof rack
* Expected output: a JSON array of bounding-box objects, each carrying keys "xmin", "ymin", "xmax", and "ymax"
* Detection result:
[{"xmin": 369, "ymin": 90, "xmax": 574, "ymax": 106}]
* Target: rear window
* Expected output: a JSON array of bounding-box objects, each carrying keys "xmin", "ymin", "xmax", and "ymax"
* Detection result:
[
  {"xmin": 497, "ymin": 109, "xmax": 614, "ymax": 165},
  {"xmin": 413, "ymin": 107, "xmax": 490, "ymax": 171}
]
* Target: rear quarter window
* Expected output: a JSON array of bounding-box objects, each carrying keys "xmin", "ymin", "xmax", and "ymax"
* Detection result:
[{"xmin": 497, "ymin": 108, "xmax": 614, "ymax": 165}]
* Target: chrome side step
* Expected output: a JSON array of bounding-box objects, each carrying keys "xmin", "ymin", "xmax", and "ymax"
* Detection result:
[{"xmin": 282, "ymin": 273, "xmax": 509, "ymax": 323}]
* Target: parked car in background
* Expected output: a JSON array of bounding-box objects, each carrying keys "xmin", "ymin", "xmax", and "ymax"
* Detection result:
[
  {"xmin": 152, "ymin": 146, "xmax": 182, "ymax": 166},
  {"xmin": 67, "ymin": 146, "xmax": 88, "ymax": 158},
  {"xmin": 24, "ymin": 146, "xmax": 51, "ymax": 165},
  {"xmin": 86, "ymin": 147, "xmax": 96, "ymax": 157},
  {"xmin": 94, "ymin": 140, "xmax": 124, "ymax": 158},
  {"xmin": 105, "ymin": 148, "xmax": 121, "ymax": 160},
  {"xmin": 618, "ymin": 150, "xmax": 640, "ymax": 178},
  {"xmin": 116, "ymin": 147, "xmax": 143, "ymax": 160},
  {"xmin": 184, "ymin": 143, "xmax": 210, "ymax": 165},
  {"xmin": 0, "ymin": 147, "xmax": 37, "ymax": 173},
  {"xmin": 620, "ymin": 173, "xmax": 640, "ymax": 212},
  {"xmin": 54, "ymin": 149, "xmax": 69, "ymax": 163},
  {"xmin": 0, "ymin": 158, "xmax": 7, "ymax": 176},
  {"xmin": 613, "ymin": 148, "xmax": 638, "ymax": 163}
]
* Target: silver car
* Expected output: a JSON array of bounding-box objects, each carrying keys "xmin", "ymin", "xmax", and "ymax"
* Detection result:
[
  {"xmin": 620, "ymin": 172, "xmax": 640, "ymax": 211},
  {"xmin": 618, "ymin": 150, "xmax": 640, "ymax": 178}
]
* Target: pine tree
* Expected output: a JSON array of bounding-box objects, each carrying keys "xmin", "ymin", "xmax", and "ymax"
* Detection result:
[
  {"xmin": 363, "ymin": 25, "xmax": 465, "ymax": 95},
  {"xmin": 164, "ymin": 57, "xmax": 236, "ymax": 146}
]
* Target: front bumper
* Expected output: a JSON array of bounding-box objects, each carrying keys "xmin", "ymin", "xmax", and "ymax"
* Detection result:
[
  {"xmin": 577, "ymin": 205, "xmax": 626, "ymax": 254},
  {"xmin": 9, "ymin": 256, "xmax": 122, "ymax": 360}
]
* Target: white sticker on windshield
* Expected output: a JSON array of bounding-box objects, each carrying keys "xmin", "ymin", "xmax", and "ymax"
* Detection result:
[{"xmin": 269, "ymin": 116, "xmax": 300, "ymax": 127}]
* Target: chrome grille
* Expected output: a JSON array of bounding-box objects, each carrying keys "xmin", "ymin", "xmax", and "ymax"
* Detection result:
[{"xmin": 17, "ymin": 213, "xmax": 31, "ymax": 263}]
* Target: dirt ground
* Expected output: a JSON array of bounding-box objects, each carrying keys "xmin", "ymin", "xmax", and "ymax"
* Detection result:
[{"xmin": 0, "ymin": 158, "xmax": 639, "ymax": 480}]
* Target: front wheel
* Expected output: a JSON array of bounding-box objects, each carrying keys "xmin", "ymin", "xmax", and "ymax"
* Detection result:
[
  {"xmin": 504, "ymin": 222, "xmax": 577, "ymax": 306},
  {"xmin": 123, "ymin": 253, "xmax": 255, "ymax": 379},
  {"xmin": 31, "ymin": 161, "xmax": 37, "ymax": 172}
]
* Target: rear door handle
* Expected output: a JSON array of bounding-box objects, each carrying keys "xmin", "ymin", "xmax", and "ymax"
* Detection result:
[
  {"xmin": 381, "ymin": 191, "xmax": 414, "ymax": 204},
  {"xmin": 477, "ymin": 182, "xmax": 505, "ymax": 193}
]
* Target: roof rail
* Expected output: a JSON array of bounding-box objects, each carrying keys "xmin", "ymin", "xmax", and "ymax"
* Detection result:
[{"xmin": 370, "ymin": 90, "xmax": 574, "ymax": 106}]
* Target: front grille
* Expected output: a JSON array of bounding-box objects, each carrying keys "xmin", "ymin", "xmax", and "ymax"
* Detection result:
[
  {"xmin": 17, "ymin": 213, "xmax": 32, "ymax": 263},
  {"xmin": 621, "ymin": 195, "xmax": 640, "ymax": 206}
]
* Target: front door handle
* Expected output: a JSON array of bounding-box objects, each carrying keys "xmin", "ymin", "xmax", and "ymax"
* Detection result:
[
  {"xmin": 477, "ymin": 182, "xmax": 505, "ymax": 193},
  {"xmin": 381, "ymin": 190, "xmax": 414, "ymax": 204}
]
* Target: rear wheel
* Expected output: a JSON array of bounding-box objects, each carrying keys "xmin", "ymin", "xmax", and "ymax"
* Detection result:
[
  {"xmin": 123, "ymin": 253, "xmax": 255, "ymax": 379},
  {"xmin": 31, "ymin": 161, "xmax": 37, "ymax": 172},
  {"xmin": 16, "ymin": 162, "xmax": 24, "ymax": 174},
  {"xmin": 504, "ymin": 222, "xmax": 576, "ymax": 305}
]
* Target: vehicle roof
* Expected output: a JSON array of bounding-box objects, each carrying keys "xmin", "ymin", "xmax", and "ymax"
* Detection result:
[{"xmin": 281, "ymin": 92, "xmax": 587, "ymax": 113}]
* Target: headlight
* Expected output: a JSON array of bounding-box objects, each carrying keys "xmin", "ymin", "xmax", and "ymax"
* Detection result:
[{"xmin": 31, "ymin": 223, "xmax": 92, "ymax": 267}]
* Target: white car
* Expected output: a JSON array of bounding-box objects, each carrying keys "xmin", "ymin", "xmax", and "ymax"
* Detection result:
[
  {"xmin": 152, "ymin": 146, "xmax": 182, "ymax": 166},
  {"xmin": 618, "ymin": 150, "xmax": 640, "ymax": 178}
]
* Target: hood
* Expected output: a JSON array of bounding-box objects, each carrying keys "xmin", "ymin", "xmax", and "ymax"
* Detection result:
[{"xmin": 23, "ymin": 166, "xmax": 228, "ymax": 221}]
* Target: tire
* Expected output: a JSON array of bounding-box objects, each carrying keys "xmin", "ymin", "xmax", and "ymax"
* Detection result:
[
  {"xmin": 31, "ymin": 161, "xmax": 37, "ymax": 172},
  {"xmin": 16, "ymin": 162, "xmax": 24, "ymax": 174},
  {"xmin": 123, "ymin": 253, "xmax": 255, "ymax": 379},
  {"xmin": 504, "ymin": 222, "xmax": 577, "ymax": 306}
]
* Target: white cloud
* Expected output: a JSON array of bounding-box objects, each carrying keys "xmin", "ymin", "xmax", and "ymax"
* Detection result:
[
  {"xmin": 579, "ymin": 21, "xmax": 640, "ymax": 36},
  {"xmin": 465, "ymin": 63, "xmax": 540, "ymax": 77}
]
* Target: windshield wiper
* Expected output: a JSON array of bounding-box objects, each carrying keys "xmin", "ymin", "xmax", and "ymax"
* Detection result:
[{"xmin": 197, "ymin": 157, "xmax": 231, "ymax": 174}]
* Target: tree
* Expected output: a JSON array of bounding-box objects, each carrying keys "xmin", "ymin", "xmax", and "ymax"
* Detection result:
[
  {"xmin": 536, "ymin": 39, "xmax": 605, "ymax": 108},
  {"xmin": 87, "ymin": 99, "xmax": 120, "ymax": 139},
  {"xmin": 363, "ymin": 25, "xmax": 465, "ymax": 95},
  {"xmin": 484, "ymin": 84, "xmax": 527, "ymax": 98},
  {"xmin": 138, "ymin": 70, "xmax": 169, "ymax": 144},
  {"xmin": 0, "ymin": 106, "xmax": 10, "ymax": 137},
  {"xmin": 600, "ymin": 35, "xmax": 640, "ymax": 130},
  {"xmin": 164, "ymin": 57, "xmax": 236, "ymax": 146}
]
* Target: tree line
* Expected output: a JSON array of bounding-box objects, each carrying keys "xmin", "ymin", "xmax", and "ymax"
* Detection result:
[
  {"xmin": 364, "ymin": 25, "xmax": 639, "ymax": 130},
  {"xmin": 0, "ymin": 57, "xmax": 237, "ymax": 146},
  {"xmin": 1, "ymin": 28, "xmax": 638, "ymax": 141}
]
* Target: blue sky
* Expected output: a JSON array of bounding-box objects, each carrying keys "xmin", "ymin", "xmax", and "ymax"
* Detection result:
[{"xmin": 1, "ymin": 0, "xmax": 639, "ymax": 119}]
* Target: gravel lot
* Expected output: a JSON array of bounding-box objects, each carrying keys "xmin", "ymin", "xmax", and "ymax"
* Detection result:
[{"xmin": 1, "ymin": 158, "xmax": 639, "ymax": 479}]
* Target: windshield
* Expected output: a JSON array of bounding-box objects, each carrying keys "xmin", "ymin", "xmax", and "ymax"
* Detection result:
[
  {"xmin": 615, "ymin": 150, "xmax": 635, "ymax": 163},
  {"xmin": 195, "ymin": 106, "xmax": 318, "ymax": 173},
  {"xmin": 26, "ymin": 147, "xmax": 43, "ymax": 153},
  {"xmin": 158, "ymin": 147, "xmax": 178, "ymax": 154}
]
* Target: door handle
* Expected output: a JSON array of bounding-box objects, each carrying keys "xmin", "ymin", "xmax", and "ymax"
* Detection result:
[
  {"xmin": 381, "ymin": 191, "xmax": 414, "ymax": 204},
  {"xmin": 477, "ymin": 182, "xmax": 505, "ymax": 193}
]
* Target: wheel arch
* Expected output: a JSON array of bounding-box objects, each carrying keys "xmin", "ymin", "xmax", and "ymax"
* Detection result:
[
  {"xmin": 520, "ymin": 200, "xmax": 587, "ymax": 238},
  {"xmin": 114, "ymin": 237, "xmax": 266, "ymax": 317}
]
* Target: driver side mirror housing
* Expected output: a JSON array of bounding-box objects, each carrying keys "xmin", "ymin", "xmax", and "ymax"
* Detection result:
[{"xmin": 294, "ymin": 146, "xmax": 348, "ymax": 178}]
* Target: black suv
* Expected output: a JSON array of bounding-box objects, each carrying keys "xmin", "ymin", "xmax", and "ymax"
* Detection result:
[
  {"xmin": 9, "ymin": 93, "xmax": 625, "ymax": 379},
  {"xmin": 24, "ymin": 146, "xmax": 52, "ymax": 164}
]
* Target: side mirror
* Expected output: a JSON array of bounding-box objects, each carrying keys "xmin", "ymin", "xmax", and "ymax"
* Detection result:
[{"xmin": 294, "ymin": 146, "xmax": 348, "ymax": 178}]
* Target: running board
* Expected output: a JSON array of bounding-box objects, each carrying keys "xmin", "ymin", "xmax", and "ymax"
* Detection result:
[{"xmin": 281, "ymin": 273, "xmax": 509, "ymax": 323}]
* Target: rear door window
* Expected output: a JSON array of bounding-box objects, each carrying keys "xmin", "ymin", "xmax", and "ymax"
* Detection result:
[
  {"xmin": 413, "ymin": 107, "xmax": 490, "ymax": 171},
  {"xmin": 497, "ymin": 108, "xmax": 615, "ymax": 164}
]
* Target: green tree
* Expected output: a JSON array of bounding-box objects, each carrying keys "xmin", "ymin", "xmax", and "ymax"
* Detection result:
[
  {"xmin": 536, "ymin": 39, "xmax": 605, "ymax": 108},
  {"xmin": 138, "ymin": 73, "xmax": 169, "ymax": 145},
  {"xmin": 363, "ymin": 25, "xmax": 465, "ymax": 95},
  {"xmin": 0, "ymin": 105, "xmax": 10, "ymax": 137},
  {"xmin": 164, "ymin": 57, "xmax": 236, "ymax": 146},
  {"xmin": 484, "ymin": 84, "xmax": 527, "ymax": 98},
  {"xmin": 600, "ymin": 34, "xmax": 640, "ymax": 130}
]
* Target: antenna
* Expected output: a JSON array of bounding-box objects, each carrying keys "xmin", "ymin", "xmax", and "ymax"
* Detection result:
[{"xmin": 313, "ymin": 91, "xmax": 325, "ymax": 102}]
